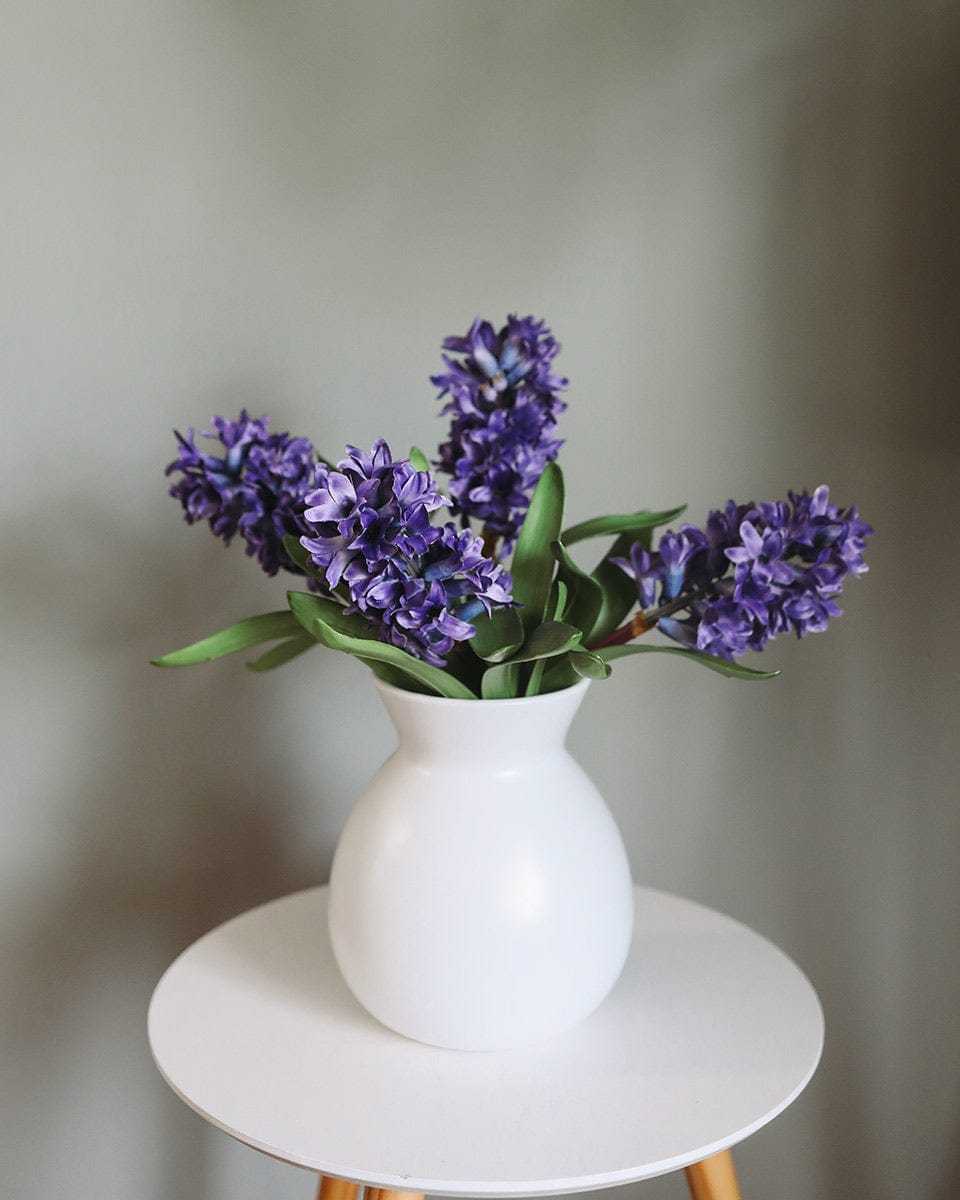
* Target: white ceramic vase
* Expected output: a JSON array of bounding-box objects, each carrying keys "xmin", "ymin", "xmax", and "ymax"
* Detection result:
[{"xmin": 327, "ymin": 677, "xmax": 634, "ymax": 1051}]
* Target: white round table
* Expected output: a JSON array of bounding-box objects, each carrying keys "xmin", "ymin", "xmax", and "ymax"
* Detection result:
[{"xmin": 148, "ymin": 886, "xmax": 823, "ymax": 1198}]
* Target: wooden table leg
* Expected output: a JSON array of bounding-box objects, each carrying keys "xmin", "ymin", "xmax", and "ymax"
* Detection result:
[
  {"xmin": 316, "ymin": 1178, "xmax": 360, "ymax": 1200},
  {"xmin": 316, "ymin": 1182, "xmax": 423, "ymax": 1200},
  {"xmin": 684, "ymin": 1148, "xmax": 742, "ymax": 1200}
]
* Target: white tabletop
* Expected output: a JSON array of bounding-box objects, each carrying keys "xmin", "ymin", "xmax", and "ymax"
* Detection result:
[{"xmin": 148, "ymin": 886, "xmax": 823, "ymax": 1197}]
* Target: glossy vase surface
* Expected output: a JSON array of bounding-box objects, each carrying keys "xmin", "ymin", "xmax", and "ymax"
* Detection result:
[{"xmin": 327, "ymin": 677, "xmax": 634, "ymax": 1051}]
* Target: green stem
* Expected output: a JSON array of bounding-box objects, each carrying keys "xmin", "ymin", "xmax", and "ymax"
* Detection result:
[{"xmin": 588, "ymin": 586, "xmax": 712, "ymax": 650}]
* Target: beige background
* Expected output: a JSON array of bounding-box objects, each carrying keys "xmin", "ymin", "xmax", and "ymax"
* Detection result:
[{"xmin": 2, "ymin": 3, "xmax": 958, "ymax": 1198}]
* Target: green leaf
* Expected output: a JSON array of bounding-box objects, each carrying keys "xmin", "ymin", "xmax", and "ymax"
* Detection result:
[
  {"xmin": 551, "ymin": 540, "xmax": 602, "ymax": 638},
  {"xmin": 526, "ymin": 581, "xmax": 570, "ymax": 696},
  {"xmin": 152, "ymin": 610, "xmax": 301, "ymax": 667},
  {"xmin": 288, "ymin": 591, "xmax": 474, "ymax": 694},
  {"xmin": 480, "ymin": 661, "xmax": 521, "ymax": 699},
  {"xmin": 286, "ymin": 591, "xmax": 369, "ymax": 639},
  {"xmin": 561, "ymin": 506, "xmax": 687, "ymax": 546},
  {"xmin": 538, "ymin": 656, "xmax": 579, "ymax": 693},
  {"xmin": 468, "ymin": 605, "xmax": 525, "ymax": 663},
  {"xmin": 569, "ymin": 649, "xmax": 612, "ymax": 680},
  {"xmin": 409, "ymin": 446, "xmax": 431, "ymax": 473},
  {"xmin": 588, "ymin": 533, "xmax": 641, "ymax": 643},
  {"xmin": 281, "ymin": 535, "xmax": 325, "ymax": 581},
  {"xmin": 367, "ymin": 660, "xmax": 433, "ymax": 692},
  {"xmin": 511, "ymin": 461, "xmax": 565, "ymax": 632},
  {"xmin": 598, "ymin": 643, "xmax": 781, "ymax": 680},
  {"xmin": 246, "ymin": 633, "xmax": 317, "ymax": 672},
  {"xmin": 282, "ymin": 534, "xmax": 309, "ymax": 571},
  {"xmin": 309, "ymin": 614, "xmax": 478, "ymax": 699},
  {"xmin": 509, "ymin": 620, "xmax": 582, "ymax": 664},
  {"xmin": 550, "ymin": 578, "xmax": 569, "ymax": 621}
]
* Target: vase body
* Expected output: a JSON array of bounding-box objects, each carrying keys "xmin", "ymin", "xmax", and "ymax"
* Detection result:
[{"xmin": 327, "ymin": 677, "xmax": 634, "ymax": 1051}]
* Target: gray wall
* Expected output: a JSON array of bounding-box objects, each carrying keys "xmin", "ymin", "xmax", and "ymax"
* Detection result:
[{"xmin": 2, "ymin": 3, "xmax": 957, "ymax": 1198}]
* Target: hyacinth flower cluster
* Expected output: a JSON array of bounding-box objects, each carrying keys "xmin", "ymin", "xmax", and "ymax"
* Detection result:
[
  {"xmin": 166, "ymin": 411, "xmax": 318, "ymax": 578},
  {"xmin": 156, "ymin": 312, "xmax": 872, "ymax": 699},
  {"xmin": 600, "ymin": 488, "xmax": 873, "ymax": 660},
  {"xmin": 433, "ymin": 315, "xmax": 568, "ymax": 548},
  {"xmin": 299, "ymin": 441, "xmax": 512, "ymax": 667}
]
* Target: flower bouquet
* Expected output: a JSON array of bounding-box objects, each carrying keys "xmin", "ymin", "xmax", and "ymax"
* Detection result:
[
  {"xmin": 155, "ymin": 315, "xmax": 872, "ymax": 698},
  {"xmin": 154, "ymin": 313, "xmax": 874, "ymax": 1050}
]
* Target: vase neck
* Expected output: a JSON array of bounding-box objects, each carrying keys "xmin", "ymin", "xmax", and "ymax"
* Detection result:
[{"xmin": 374, "ymin": 679, "xmax": 590, "ymax": 766}]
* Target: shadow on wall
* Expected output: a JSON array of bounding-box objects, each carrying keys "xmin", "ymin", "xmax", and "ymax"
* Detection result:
[
  {"xmin": 748, "ymin": 10, "xmax": 960, "ymax": 1200},
  {"xmin": 2, "ymin": 499, "xmax": 323, "ymax": 1197}
]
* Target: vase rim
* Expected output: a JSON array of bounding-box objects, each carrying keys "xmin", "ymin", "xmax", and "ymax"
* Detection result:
[{"xmin": 373, "ymin": 676, "xmax": 590, "ymax": 708}]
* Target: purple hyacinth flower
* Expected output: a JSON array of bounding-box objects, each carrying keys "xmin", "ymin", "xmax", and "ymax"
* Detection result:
[
  {"xmin": 166, "ymin": 410, "xmax": 318, "ymax": 577},
  {"xmin": 656, "ymin": 614, "xmax": 700, "ymax": 649},
  {"xmin": 301, "ymin": 442, "xmax": 514, "ymax": 667},
  {"xmin": 696, "ymin": 597, "xmax": 759, "ymax": 660},
  {"xmin": 659, "ymin": 529, "xmax": 708, "ymax": 600},
  {"xmin": 615, "ymin": 486, "xmax": 872, "ymax": 660},
  {"xmin": 301, "ymin": 440, "xmax": 448, "ymax": 588},
  {"xmin": 611, "ymin": 542, "xmax": 663, "ymax": 609},
  {"xmin": 433, "ymin": 315, "xmax": 568, "ymax": 546}
]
